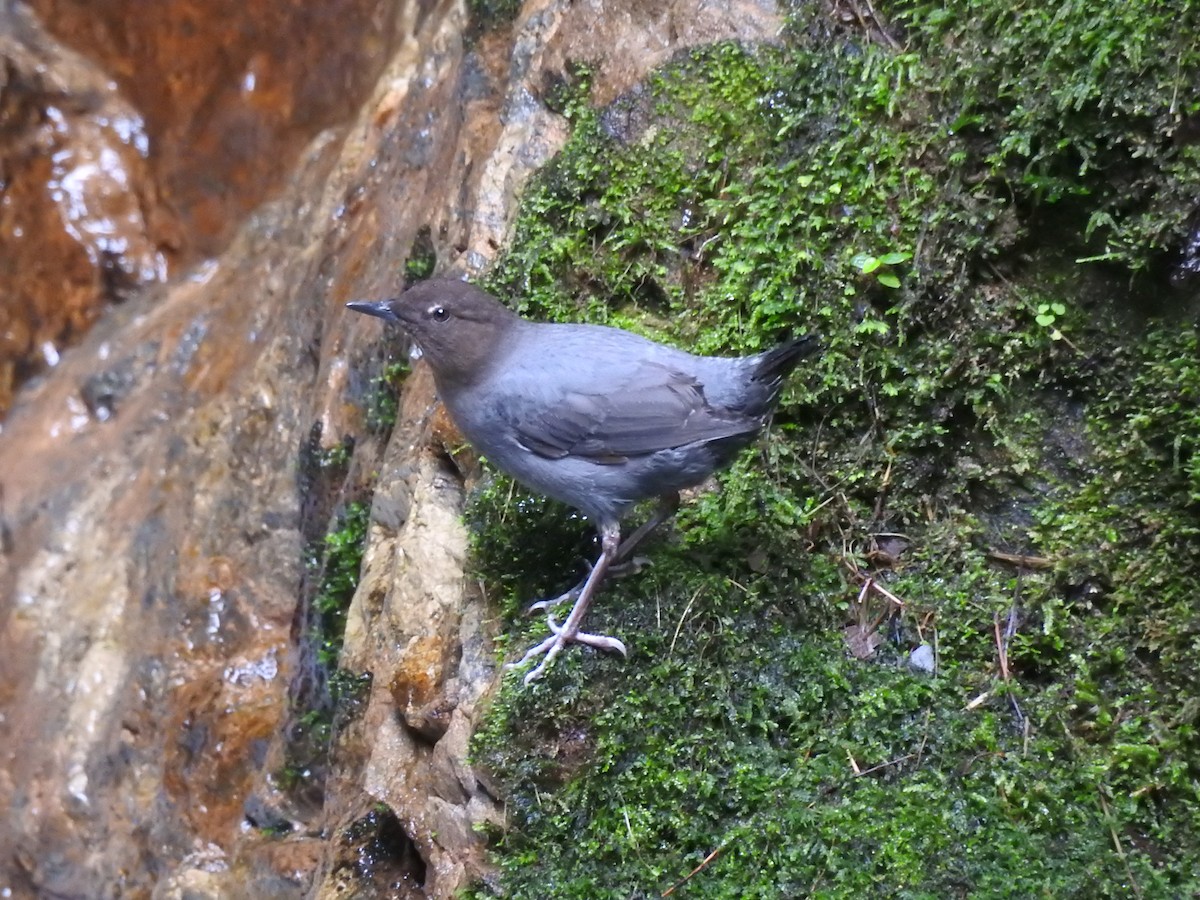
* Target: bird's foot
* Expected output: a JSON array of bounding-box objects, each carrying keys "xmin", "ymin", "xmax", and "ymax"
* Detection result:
[
  {"xmin": 608, "ymin": 555, "xmax": 652, "ymax": 579},
  {"xmin": 575, "ymin": 554, "xmax": 651, "ymax": 581},
  {"xmin": 507, "ymin": 613, "xmax": 627, "ymax": 685},
  {"xmin": 525, "ymin": 586, "xmax": 580, "ymax": 615},
  {"xmin": 525, "ymin": 556, "xmax": 649, "ymax": 616}
]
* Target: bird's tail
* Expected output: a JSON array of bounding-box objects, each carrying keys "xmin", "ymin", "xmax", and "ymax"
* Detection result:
[{"xmin": 753, "ymin": 334, "xmax": 821, "ymax": 388}]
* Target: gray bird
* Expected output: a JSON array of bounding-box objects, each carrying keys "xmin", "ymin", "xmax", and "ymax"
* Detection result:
[{"xmin": 348, "ymin": 278, "xmax": 818, "ymax": 683}]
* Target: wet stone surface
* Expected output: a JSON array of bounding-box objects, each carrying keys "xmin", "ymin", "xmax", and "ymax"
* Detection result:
[{"xmin": 0, "ymin": 0, "xmax": 398, "ymax": 417}]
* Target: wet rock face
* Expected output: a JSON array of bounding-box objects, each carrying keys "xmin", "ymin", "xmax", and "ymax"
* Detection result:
[
  {"xmin": 0, "ymin": 5, "xmax": 167, "ymax": 415},
  {"xmin": 30, "ymin": 0, "xmax": 400, "ymax": 259},
  {"xmin": 0, "ymin": 0, "xmax": 784, "ymax": 896},
  {"xmin": 0, "ymin": 0, "xmax": 398, "ymax": 417}
]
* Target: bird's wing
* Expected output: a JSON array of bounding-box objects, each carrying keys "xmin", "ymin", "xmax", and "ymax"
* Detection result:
[{"xmin": 510, "ymin": 361, "xmax": 757, "ymax": 463}]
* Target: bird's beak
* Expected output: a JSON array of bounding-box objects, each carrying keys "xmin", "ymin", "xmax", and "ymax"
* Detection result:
[{"xmin": 346, "ymin": 300, "xmax": 400, "ymax": 323}]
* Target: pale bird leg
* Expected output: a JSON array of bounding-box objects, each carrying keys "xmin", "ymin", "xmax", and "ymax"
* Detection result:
[
  {"xmin": 510, "ymin": 521, "xmax": 623, "ymax": 684},
  {"xmin": 523, "ymin": 492, "xmax": 680, "ymax": 613},
  {"xmin": 511, "ymin": 493, "xmax": 682, "ymax": 682}
]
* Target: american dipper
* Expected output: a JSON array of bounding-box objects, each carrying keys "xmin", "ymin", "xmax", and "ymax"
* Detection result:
[{"xmin": 348, "ymin": 278, "xmax": 818, "ymax": 683}]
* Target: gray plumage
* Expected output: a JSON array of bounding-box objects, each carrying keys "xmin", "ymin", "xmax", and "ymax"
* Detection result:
[{"xmin": 348, "ymin": 277, "xmax": 818, "ymax": 682}]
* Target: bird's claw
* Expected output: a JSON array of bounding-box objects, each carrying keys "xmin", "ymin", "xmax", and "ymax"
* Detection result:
[
  {"xmin": 507, "ymin": 613, "xmax": 628, "ymax": 684},
  {"xmin": 525, "ymin": 587, "xmax": 578, "ymax": 615},
  {"xmin": 609, "ymin": 555, "xmax": 652, "ymax": 579},
  {"xmin": 544, "ymin": 614, "xmax": 628, "ymax": 655},
  {"xmin": 524, "ymin": 557, "xmax": 649, "ymax": 617}
]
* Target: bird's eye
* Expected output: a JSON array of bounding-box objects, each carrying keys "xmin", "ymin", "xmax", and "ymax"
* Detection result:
[{"xmin": 430, "ymin": 306, "xmax": 449, "ymax": 322}]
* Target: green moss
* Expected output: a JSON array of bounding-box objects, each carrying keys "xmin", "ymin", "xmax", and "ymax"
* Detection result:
[
  {"xmin": 283, "ymin": 436, "xmax": 373, "ymax": 799},
  {"xmin": 313, "ymin": 499, "xmax": 370, "ymax": 668},
  {"xmin": 466, "ymin": 0, "xmax": 522, "ymax": 40},
  {"xmin": 465, "ymin": 475, "xmax": 595, "ymax": 624},
  {"xmin": 463, "ymin": 6, "xmax": 1200, "ymax": 896},
  {"xmin": 886, "ymin": 0, "xmax": 1200, "ymax": 270},
  {"xmin": 364, "ymin": 360, "xmax": 409, "ymax": 433},
  {"xmin": 359, "ymin": 222, "xmax": 428, "ymax": 431},
  {"xmin": 403, "ymin": 224, "xmax": 438, "ymax": 289}
]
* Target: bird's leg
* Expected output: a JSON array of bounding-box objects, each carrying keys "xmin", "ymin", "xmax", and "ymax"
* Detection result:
[
  {"xmin": 510, "ymin": 521, "xmax": 624, "ymax": 684},
  {"xmin": 526, "ymin": 492, "xmax": 682, "ymax": 615},
  {"xmin": 608, "ymin": 492, "xmax": 680, "ymax": 577}
]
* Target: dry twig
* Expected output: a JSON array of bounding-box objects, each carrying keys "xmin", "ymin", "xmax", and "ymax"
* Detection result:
[
  {"xmin": 662, "ymin": 845, "xmax": 725, "ymax": 897},
  {"xmin": 987, "ymin": 549, "xmax": 1054, "ymax": 570}
]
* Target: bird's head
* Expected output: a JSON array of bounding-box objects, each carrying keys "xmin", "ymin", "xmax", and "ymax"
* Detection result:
[{"xmin": 347, "ymin": 278, "xmax": 520, "ymax": 388}]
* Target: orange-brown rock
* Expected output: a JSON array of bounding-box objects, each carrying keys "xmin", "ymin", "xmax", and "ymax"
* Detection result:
[
  {"xmin": 0, "ymin": 0, "xmax": 399, "ymax": 417},
  {"xmin": 31, "ymin": 0, "xmax": 400, "ymax": 261},
  {"xmin": 0, "ymin": 0, "xmax": 784, "ymax": 896},
  {"xmin": 0, "ymin": 5, "xmax": 168, "ymax": 415}
]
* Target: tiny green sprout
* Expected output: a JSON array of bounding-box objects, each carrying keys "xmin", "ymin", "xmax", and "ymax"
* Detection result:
[
  {"xmin": 850, "ymin": 250, "xmax": 912, "ymax": 289},
  {"xmin": 855, "ymin": 318, "xmax": 891, "ymax": 336},
  {"xmin": 404, "ymin": 251, "xmax": 436, "ymax": 284},
  {"xmin": 1035, "ymin": 302, "xmax": 1067, "ymax": 339}
]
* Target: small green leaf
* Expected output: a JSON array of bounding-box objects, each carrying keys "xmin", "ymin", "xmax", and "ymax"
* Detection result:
[
  {"xmin": 851, "ymin": 253, "xmax": 880, "ymax": 273},
  {"xmin": 855, "ymin": 318, "xmax": 891, "ymax": 335},
  {"xmin": 878, "ymin": 251, "xmax": 912, "ymax": 265},
  {"xmin": 878, "ymin": 273, "xmax": 901, "ymax": 288},
  {"xmin": 1036, "ymin": 313, "xmax": 1056, "ymax": 327}
]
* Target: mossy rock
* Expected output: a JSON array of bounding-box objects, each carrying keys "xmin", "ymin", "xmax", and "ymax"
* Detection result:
[{"xmin": 463, "ymin": 4, "xmax": 1200, "ymax": 896}]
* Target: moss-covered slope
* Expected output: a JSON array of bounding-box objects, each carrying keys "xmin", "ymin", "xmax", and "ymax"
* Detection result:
[{"xmin": 465, "ymin": 3, "xmax": 1200, "ymax": 896}]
